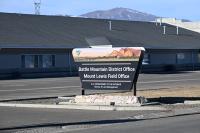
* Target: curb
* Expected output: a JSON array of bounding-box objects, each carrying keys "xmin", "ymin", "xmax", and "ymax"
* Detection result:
[
  {"xmin": 0, "ymin": 95, "xmax": 75, "ymax": 102},
  {"xmin": 0, "ymin": 97, "xmax": 57, "ymax": 102},
  {"xmin": 0, "ymin": 103, "xmax": 166, "ymax": 111}
]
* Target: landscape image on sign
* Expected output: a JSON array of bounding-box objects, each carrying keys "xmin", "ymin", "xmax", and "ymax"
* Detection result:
[{"xmin": 72, "ymin": 47, "xmax": 143, "ymax": 62}]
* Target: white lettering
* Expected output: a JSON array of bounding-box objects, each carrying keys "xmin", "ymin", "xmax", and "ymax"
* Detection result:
[
  {"xmin": 123, "ymin": 67, "xmax": 135, "ymax": 72},
  {"xmin": 96, "ymin": 74, "xmax": 107, "ymax": 79},
  {"xmin": 79, "ymin": 67, "xmax": 89, "ymax": 71},
  {"xmin": 108, "ymin": 74, "xmax": 117, "ymax": 78},
  {"xmin": 108, "ymin": 67, "xmax": 122, "ymax": 71},
  {"xmin": 118, "ymin": 74, "xmax": 130, "ymax": 78},
  {"xmin": 90, "ymin": 67, "xmax": 108, "ymax": 71},
  {"xmin": 83, "ymin": 74, "xmax": 95, "ymax": 78}
]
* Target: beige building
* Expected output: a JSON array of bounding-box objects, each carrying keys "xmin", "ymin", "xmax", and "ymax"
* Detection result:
[{"xmin": 156, "ymin": 18, "xmax": 200, "ymax": 33}]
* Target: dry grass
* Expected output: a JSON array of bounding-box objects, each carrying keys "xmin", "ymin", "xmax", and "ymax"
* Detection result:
[
  {"xmin": 137, "ymin": 87, "xmax": 200, "ymax": 98},
  {"xmin": 104, "ymin": 86, "xmax": 200, "ymax": 98}
]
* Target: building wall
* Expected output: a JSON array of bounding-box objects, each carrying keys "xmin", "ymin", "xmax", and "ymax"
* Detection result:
[
  {"xmin": 0, "ymin": 49, "xmax": 76, "ymax": 78},
  {"xmin": 143, "ymin": 49, "xmax": 200, "ymax": 72},
  {"xmin": 156, "ymin": 18, "xmax": 200, "ymax": 33},
  {"xmin": 148, "ymin": 50, "xmax": 199, "ymax": 64},
  {"xmin": 0, "ymin": 53, "xmax": 72, "ymax": 69},
  {"xmin": 55, "ymin": 53, "xmax": 77, "ymax": 72},
  {"xmin": 176, "ymin": 52, "xmax": 192, "ymax": 64},
  {"xmin": 0, "ymin": 48, "xmax": 199, "ymax": 79},
  {"xmin": 150, "ymin": 53, "xmax": 176, "ymax": 64},
  {"xmin": 55, "ymin": 54, "xmax": 68, "ymax": 68},
  {"xmin": 0, "ymin": 54, "xmax": 21, "ymax": 69}
]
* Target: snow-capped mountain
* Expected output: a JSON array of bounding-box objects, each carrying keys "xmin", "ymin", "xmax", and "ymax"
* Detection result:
[{"xmin": 80, "ymin": 7, "xmax": 157, "ymax": 22}]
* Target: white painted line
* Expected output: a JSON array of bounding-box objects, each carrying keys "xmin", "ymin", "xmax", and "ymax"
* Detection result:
[
  {"xmin": 0, "ymin": 86, "xmax": 80, "ymax": 92},
  {"xmin": 2, "ymin": 84, "xmax": 26, "ymax": 87},
  {"xmin": 0, "ymin": 79, "xmax": 78, "ymax": 85},
  {"xmin": 139, "ymin": 78, "xmax": 200, "ymax": 84}
]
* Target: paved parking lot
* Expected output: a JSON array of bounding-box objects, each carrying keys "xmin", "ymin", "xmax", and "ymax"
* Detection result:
[
  {"xmin": 0, "ymin": 71, "xmax": 200, "ymax": 100},
  {"xmin": 0, "ymin": 71, "xmax": 200, "ymax": 132},
  {"xmin": 0, "ymin": 106, "xmax": 159, "ymax": 130}
]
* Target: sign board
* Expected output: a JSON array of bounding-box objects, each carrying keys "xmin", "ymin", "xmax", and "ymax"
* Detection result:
[{"xmin": 72, "ymin": 47, "xmax": 145, "ymax": 91}]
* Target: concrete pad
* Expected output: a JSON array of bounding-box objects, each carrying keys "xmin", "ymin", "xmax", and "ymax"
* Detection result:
[{"xmin": 73, "ymin": 94, "xmax": 147, "ymax": 106}]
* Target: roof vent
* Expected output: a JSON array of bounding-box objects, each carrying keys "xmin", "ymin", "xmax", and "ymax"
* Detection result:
[
  {"xmin": 160, "ymin": 18, "xmax": 162, "ymax": 26},
  {"xmin": 163, "ymin": 26, "xmax": 166, "ymax": 35},
  {"xmin": 155, "ymin": 21, "xmax": 158, "ymax": 26},
  {"xmin": 85, "ymin": 37, "xmax": 112, "ymax": 48},
  {"xmin": 176, "ymin": 26, "xmax": 179, "ymax": 35},
  {"xmin": 109, "ymin": 21, "xmax": 112, "ymax": 31}
]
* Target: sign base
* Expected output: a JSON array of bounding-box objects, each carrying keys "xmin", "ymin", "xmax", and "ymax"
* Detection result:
[{"xmin": 73, "ymin": 94, "xmax": 148, "ymax": 106}]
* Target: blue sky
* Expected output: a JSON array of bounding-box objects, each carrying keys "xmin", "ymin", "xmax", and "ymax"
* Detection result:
[{"xmin": 0, "ymin": 0, "xmax": 199, "ymax": 21}]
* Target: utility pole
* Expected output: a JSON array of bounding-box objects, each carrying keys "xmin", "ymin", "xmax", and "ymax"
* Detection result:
[{"xmin": 34, "ymin": 0, "xmax": 41, "ymax": 15}]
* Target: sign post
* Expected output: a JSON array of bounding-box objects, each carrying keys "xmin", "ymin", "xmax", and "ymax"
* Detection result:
[{"xmin": 72, "ymin": 47, "xmax": 145, "ymax": 95}]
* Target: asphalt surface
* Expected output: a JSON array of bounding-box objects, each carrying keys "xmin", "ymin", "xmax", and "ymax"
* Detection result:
[
  {"xmin": 0, "ymin": 106, "xmax": 159, "ymax": 131},
  {"xmin": 0, "ymin": 106, "xmax": 199, "ymax": 133},
  {"xmin": 0, "ymin": 71, "xmax": 200, "ymax": 100},
  {"xmin": 0, "ymin": 72, "xmax": 200, "ymax": 132},
  {"xmin": 70, "ymin": 114, "xmax": 200, "ymax": 133}
]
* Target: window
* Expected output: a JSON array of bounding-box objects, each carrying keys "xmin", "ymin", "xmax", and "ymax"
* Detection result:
[
  {"xmin": 21, "ymin": 55, "xmax": 37, "ymax": 68},
  {"xmin": 198, "ymin": 54, "xmax": 200, "ymax": 63},
  {"xmin": 22, "ymin": 55, "xmax": 55, "ymax": 68},
  {"xmin": 177, "ymin": 53, "xmax": 185, "ymax": 60},
  {"xmin": 177, "ymin": 53, "xmax": 185, "ymax": 64},
  {"xmin": 42, "ymin": 55, "xmax": 55, "ymax": 68},
  {"xmin": 143, "ymin": 53, "xmax": 150, "ymax": 65},
  {"xmin": 176, "ymin": 53, "xmax": 190, "ymax": 64},
  {"xmin": 198, "ymin": 51, "xmax": 200, "ymax": 63}
]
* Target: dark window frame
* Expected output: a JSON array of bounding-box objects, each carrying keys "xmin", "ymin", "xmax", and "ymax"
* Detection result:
[{"xmin": 21, "ymin": 54, "xmax": 56, "ymax": 69}]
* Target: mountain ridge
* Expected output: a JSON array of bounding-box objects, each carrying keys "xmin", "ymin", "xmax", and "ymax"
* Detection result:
[{"xmin": 80, "ymin": 7, "xmax": 158, "ymax": 22}]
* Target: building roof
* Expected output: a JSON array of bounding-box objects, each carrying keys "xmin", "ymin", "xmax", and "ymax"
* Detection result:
[{"xmin": 0, "ymin": 12, "xmax": 200, "ymax": 49}]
